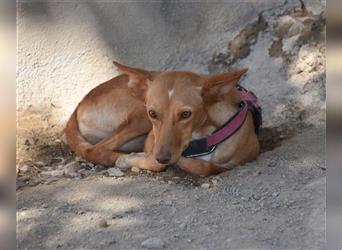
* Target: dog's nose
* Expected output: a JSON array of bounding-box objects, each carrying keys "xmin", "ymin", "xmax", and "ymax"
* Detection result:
[{"xmin": 156, "ymin": 151, "xmax": 171, "ymax": 164}]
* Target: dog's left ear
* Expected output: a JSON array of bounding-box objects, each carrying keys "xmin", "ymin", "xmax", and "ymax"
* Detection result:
[
  {"xmin": 202, "ymin": 68, "xmax": 248, "ymax": 93},
  {"xmin": 200, "ymin": 69, "xmax": 247, "ymax": 102},
  {"xmin": 113, "ymin": 61, "xmax": 156, "ymax": 97}
]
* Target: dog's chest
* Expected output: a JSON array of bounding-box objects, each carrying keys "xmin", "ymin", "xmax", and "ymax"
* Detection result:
[{"xmin": 191, "ymin": 126, "xmax": 216, "ymax": 161}]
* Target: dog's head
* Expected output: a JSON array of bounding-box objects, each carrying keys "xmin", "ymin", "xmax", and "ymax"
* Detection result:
[{"xmin": 114, "ymin": 61, "xmax": 247, "ymax": 165}]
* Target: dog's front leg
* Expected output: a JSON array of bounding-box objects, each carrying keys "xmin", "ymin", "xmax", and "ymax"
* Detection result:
[
  {"xmin": 116, "ymin": 152, "xmax": 166, "ymax": 172},
  {"xmin": 177, "ymin": 157, "xmax": 225, "ymax": 177},
  {"xmin": 116, "ymin": 131, "xmax": 167, "ymax": 172}
]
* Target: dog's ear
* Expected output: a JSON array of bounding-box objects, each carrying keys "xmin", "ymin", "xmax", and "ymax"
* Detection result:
[
  {"xmin": 113, "ymin": 61, "xmax": 155, "ymax": 97},
  {"xmin": 201, "ymin": 69, "xmax": 248, "ymax": 101}
]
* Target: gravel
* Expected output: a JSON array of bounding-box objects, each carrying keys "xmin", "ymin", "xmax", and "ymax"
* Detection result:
[{"xmin": 17, "ymin": 128, "xmax": 325, "ymax": 249}]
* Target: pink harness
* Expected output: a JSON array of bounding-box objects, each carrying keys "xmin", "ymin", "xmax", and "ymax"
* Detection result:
[{"xmin": 182, "ymin": 85, "xmax": 262, "ymax": 158}]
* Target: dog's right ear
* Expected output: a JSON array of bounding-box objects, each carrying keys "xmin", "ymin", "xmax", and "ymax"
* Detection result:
[{"xmin": 113, "ymin": 61, "xmax": 154, "ymax": 97}]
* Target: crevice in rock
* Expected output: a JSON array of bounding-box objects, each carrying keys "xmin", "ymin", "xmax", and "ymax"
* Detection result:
[{"xmin": 208, "ymin": 14, "xmax": 267, "ymax": 74}]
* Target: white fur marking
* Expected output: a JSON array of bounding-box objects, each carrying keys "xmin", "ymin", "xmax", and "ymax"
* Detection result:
[
  {"xmin": 195, "ymin": 153, "xmax": 212, "ymax": 162},
  {"xmin": 168, "ymin": 88, "xmax": 174, "ymax": 99},
  {"xmin": 191, "ymin": 132, "xmax": 202, "ymax": 140}
]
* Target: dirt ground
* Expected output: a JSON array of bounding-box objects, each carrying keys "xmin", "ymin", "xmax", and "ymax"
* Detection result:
[{"xmin": 17, "ymin": 127, "xmax": 325, "ymax": 249}]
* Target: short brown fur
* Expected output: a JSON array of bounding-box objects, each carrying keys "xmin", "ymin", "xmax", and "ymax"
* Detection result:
[{"xmin": 65, "ymin": 62, "xmax": 259, "ymax": 176}]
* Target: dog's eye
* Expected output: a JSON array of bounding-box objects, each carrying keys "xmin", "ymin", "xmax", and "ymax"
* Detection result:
[
  {"xmin": 148, "ymin": 110, "xmax": 157, "ymax": 119},
  {"xmin": 180, "ymin": 111, "xmax": 192, "ymax": 119}
]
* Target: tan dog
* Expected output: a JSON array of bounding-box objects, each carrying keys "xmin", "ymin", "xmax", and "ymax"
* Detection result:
[{"xmin": 65, "ymin": 61, "xmax": 260, "ymax": 176}]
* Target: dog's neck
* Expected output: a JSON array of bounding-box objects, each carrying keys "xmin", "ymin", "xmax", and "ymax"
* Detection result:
[{"xmin": 193, "ymin": 90, "xmax": 241, "ymax": 137}]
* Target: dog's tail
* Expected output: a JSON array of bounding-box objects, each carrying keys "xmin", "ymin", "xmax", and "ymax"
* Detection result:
[{"xmin": 64, "ymin": 109, "xmax": 92, "ymax": 158}]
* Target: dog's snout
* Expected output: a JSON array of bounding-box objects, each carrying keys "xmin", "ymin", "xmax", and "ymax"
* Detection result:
[{"xmin": 156, "ymin": 150, "xmax": 171, "ymax": 164}]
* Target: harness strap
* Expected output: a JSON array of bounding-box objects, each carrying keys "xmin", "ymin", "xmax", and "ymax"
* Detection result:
[
  {"xmin": 182, "ymin": 85, "xmax": 262, "ymax": 158},
  {"xmin": 182, "ymin": 101, "xmax": 248, "ymax": 158},
  {"xmin": 207, "ymin": 101, "xmax": 248, "ymax": 147}
]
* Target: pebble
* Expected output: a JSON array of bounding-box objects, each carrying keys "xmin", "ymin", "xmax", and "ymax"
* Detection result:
[
  {"xmin": 68, "ymin": 172, "xmax": 81, "ymax": 178},
  {"xmin": 50, "ymin": 170, "xmax": 64, "ymax": 177},
  {"xmin": 201, "ymin": 183, "xmax": 210, "ymax": 189},
  {"xmin": 35, "ymin": 161, "xmax": 45, "ymax": 167},
  {"xmin": 141, "ymin": 237, "xmax": 165, "ymax": 249},
  {"xmin": 267, "ymin": 160, "xmax": 277, "ymax": 168},
  {"xmin": 94, "ymin": 165, "xmax": 105, "ymax": 172},
  {"xmin": 19, "ymin": 164, "xmax": 30, "ymax": 173},
  {"xmin": 271, "ymin": 192, "xmax": 280, "ymax": 197},
  {"xmin": 107, "ymin": 168, "xmax": 125, "ymax": 177},
  {"xmin": 252, "ymin": 194, "xmax": 261, "ymax": 200},
  {"xmin": 231, "ymin": 200, "xmax": 240, "ymax": 205},
  {"xmin": 98, "ymin": 218, "xmax": 109, "ymax": 228},
  {"xmin": 165, "ymin": 200, "xmax": 173, "ymax": 205},
  {"xmin": 63, "ymin": 161, "xmax": 81, "ymax": 176},
  {"xmin": 131, "ymin": 167, "xmax": 140, "ymax": 173},
  {"xmin": 179, "ymin": 222, "xmax": 186, "ymax": 230},
  {"xmin": 75, "ymin": 156, "xmax": 84, "ymax": 162},
  {"xmin": 253, "ymin": 170, "xmax": 262, "ymax": 176}
]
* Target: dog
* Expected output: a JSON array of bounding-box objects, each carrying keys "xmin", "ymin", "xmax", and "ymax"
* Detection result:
[{"xmin": 65, "ymin": 61, "xmax": 261, "ymax": 176}]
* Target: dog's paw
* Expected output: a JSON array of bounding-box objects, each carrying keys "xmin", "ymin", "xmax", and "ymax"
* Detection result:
[
  {"xmin": 115, "ymin": 152, "xmax": 146, "ymax": 170},
  {"xmin": 115, "ymin": 155, "xmax": 131, "ymax": 170}
]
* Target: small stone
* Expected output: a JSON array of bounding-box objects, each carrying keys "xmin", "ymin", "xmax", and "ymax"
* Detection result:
[
  {"xmin": 201, "ymin": 183, "xmax": 210, "ymax": 189},
  {"xmin": 267, "ymin": 160, "xmax": 277, "ymax": 168},
  {"xmin": 19, "ymin": 164, "xmax": 30, "ymax": 173},
  {"xmin": 75, "ymin": 156, "xmax": 84, "ymax": 162},
  {"xmin": 50, "ymin": 170, "xmax": 64, "ymax": 177},
  {"xmin": 141, "ymin": 237, "xmax": 165, "ymax": 249},
  {"xmin": 107, "ymin": 168, "xmax": 125, "ymax": 177},
  {"xmin": 35, "ymin": 161, "xmax": 45, "ymax": 167},
  {"xmin": 63, "ymin": 161, "xmax": 81, "ymax": 176},
  {"xmin": 179, "ymin": 222, "xmax": 186, "ymax": 230},
  {"xmin": 98, "ymin": 218, "xmax": 109, "ymax": 228},
  {"xmin": 94, "ymin": 165, "xmax": 105, "ymax": 172},
  {"xmin": 68, "ymin": 172, "xmax": 81, "ymax": 178},
  {"xmin": 231, "ymin": 200, "xmax": 240, "ymax": 205},
  {"xmin": 167, "ymin": 180, "xmax": 175, "ymax": 185},
  {"xmin": 87, "ymin": 162, "xmax": 95, "ymax": 168},
  {"xmin": 165, "ymin": 200, "xmax": 172, "ymax": 205},
  {"xmin": 252, "ymin": 194, "xmax": 261, "ymax": 200},
  {"xmin": 271, "ymin": 192, "xmax": 280, "ymax": 197},
  {"xmin": 253, "ymin": 170, "xmax": 262, "ymax": 176},
  {"xmin": 131, "ymin": 167, "xmax": 140, "ymax": 173},
  {"xmin": 212, "ymin": 179, "xmax": 218, "ymax": 185}
]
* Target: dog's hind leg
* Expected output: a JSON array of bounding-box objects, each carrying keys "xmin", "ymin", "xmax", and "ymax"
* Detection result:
[
  {"xmin": 79, "ymin": 115, "xmax": 151, "ymax": 166},
  {"xmin": 177, "ymin": 157, "xmax": 225, "ymax": 177}
]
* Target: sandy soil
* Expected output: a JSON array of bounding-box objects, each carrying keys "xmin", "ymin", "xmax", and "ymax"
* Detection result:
[{"xmin": 17, "ymin": 127, "xmax": 325, "ymax": 249}]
